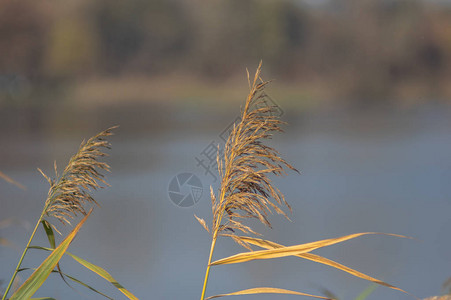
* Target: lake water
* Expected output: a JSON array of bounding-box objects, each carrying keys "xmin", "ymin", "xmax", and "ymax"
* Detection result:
[{"xmin": 1, "ymin": 103, "xmax": 450, "ymax": 300}]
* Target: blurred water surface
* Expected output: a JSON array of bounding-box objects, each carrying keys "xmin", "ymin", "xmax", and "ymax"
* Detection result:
[{"xmin": 1, "ymin": 103, "xmax": 451, "ymax": 300}]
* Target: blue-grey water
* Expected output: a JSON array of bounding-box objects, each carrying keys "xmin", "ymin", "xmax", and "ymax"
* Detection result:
[{"xmin": 1, "ymin": 104, "xmax": 450, "ymax": 300}]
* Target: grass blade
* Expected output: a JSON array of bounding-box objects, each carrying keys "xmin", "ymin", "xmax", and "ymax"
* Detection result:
[
  {"xmin": 54, "ymin": 271, "xmax": 114, "ymax": 300},
  {"xmin": 300, "ymin": 253, "xmax": 408, "ymax": 294},
  {"xmin": 232, "ymin": 235, "xmax": 413, "ymax": 298},
  {"xmin": 41, "ymin": 220, "xmax": 55, "ymax": 248},
  {"xmin": 66, "ymin": 252, "xmax": 138, "ymax": 300},
  {"xmin": 211, "ymin": 232, "xmax": 409, "ymax": 266},
  {"xmin": 28, "ymin": 246, "xmax": 135, "ymax": 299},
  {"xmin": 41, "ymin": 220, "xmax": 72, "ymax": 288},
  {"xmin": 205, "ymin": 287, "xmax": 333, "ymax": 299},
  {"xmin": 30, "ymin": 298, "xmax": 56, "ymax": 300},
  {"xmin": 9, "ymin": 211, "xmax": 91, "ymax": 300},
  {"xmin": 0, "ymin": 170, "xmax": 26, "ymax": 190},
  {"xmin": 355, "ymin": 284, "xmax": 378, "ymax": 300},
  {"xmin": 15, "ymin": 265, "xmax": 113, "ymax": 300}
]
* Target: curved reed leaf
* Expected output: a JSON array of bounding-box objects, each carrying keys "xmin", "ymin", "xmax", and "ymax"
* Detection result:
[
  {"xmin": 18, "ymin": 261, "xmax": 114, "ymax": 299},
  {"xmin": 9, "ymin": 211, "xmax": 91, "ymax": 300},
  {"xmin": 67, "ymin": 253, "xmax": 138, "ymax": 300},
  {"xmin": 205, "ymin": 287, "xmax": 332, "ymax": 300},
  {"xmin": 211, "ymin": 232, "xmax": 410, "ymax": 265},
  {"xmin": 41, "ymin": 220, "xmax": 72, "ymax": 288},
  {"xmin": 355, "ymin": 284, "xmax": 378, "ymax": 300},
  {"xmin": 54, "ymin": 271, "xmax": 113, "ymax": 300},
  {"xmin": 231, "ymin": 235, "xmax": 410, "ymax": 296},
  {"xmin": 0, "ymin": 170, "xmax": 26, "ymax": 190},
  {"xmin": 28, "ymin": 246, "xmax": 137, "ymax": 299},
  {"xmin": 41, "ymin": 220, "xmax": 56, "ymax": 248}
]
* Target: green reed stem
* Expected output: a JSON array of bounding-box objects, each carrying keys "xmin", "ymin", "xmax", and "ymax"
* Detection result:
[{"xmin": 2, "ymin": 213, "xmax": 43, "ymax": 300}]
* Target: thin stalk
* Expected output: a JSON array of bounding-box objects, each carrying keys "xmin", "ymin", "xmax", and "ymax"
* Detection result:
[
  {"xmin": 200, "ymin": 238, "xmax": 217, "ymax": 300},
  {"xmin": 2, "ymin": 213, "xmax": 43, "ymax": 300},
  {"xmin": 201, "ymin": 183, "xmax": 229, "ymax": 300},
  {"xmin": 200, "ymin": 119, "xmax": 239, "ymax": 300}
]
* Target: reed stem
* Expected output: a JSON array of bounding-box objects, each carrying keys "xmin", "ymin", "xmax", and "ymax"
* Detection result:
[
  {"xmin": 2, "ymin": 213, "xmax": 43, "ymax": 300},
  {"xmin": 200, "ymin": 238, "xmax": 217, "ymax": 300}
]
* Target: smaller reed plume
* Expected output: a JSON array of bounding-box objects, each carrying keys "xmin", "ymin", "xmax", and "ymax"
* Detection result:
[
  {"xmin": 2, "ymin": 126, "xmax": 119, "ymax": 300},
  {"xmin": 39, "ymin": 126, "xmax": 116, "ymax": 226}
]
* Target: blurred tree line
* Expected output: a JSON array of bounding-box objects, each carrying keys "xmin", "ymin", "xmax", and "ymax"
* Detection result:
[{"xmin": 0, "ymin": 0, "xmax": 450, "ymax": 103}]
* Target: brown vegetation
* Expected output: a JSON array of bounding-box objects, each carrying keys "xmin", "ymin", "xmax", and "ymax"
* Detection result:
[{"xmin": 1, "ymin": 0, "xmax": 451, "ymax": 104}]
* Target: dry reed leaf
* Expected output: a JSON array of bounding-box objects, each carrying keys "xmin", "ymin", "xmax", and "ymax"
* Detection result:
[
  {"xmin": 211, "ymin": 232, "xmax": 410, "ymax": 266},
  {"xmin": 234, "ymin": 235, "xmax": 411, "ymax": 296},
  {"xmin": 0, "ymin": 170, "xmax": 26, "ymax": 190},
  {"xmin": 205, "ymin": 287, "xmax": 332, "ymax": 300}
]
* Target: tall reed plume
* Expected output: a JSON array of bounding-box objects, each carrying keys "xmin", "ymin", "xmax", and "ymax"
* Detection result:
[
  {"xmin": 199, "ymin": 62, "xmax": 300, "ymax": 299},
  {"xmin": 199, "ymin": 63, "xmax": 414, "ymax": 300},
  {"xmin": 210, "ymin": 63, "xmax": 298, "ymax": 245}
]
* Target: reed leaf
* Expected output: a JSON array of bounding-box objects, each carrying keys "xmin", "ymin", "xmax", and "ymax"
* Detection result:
[
  {"xmin": 211, "ymin": 232, "xmax": 409, "ymax": 265},
  {"xmin": 28, "ymin": 246, "xmax": 138, "ymax": 299},
  {"xmin": 9, "ymin": 211, "xmax": 91, "ymax": 300},
  {"xmin": 41, "ymin": 220, "xmax": 72, "ymax": 287},
  {"xmin": 355, "ymin": 284, "xmax": 378, "ymax": 300},
  {"xmin": 54, "ymin": 271, "xmax": 113, "ymax": 300},
  {"xmin": 205, "ymin": 287, "xmax": 332, "ymax": 300},
  {"xmin": 17, "ymin": 266, "xmax": 113, "ymax": 300},
  {"xmin": 67, "ymin": 253, "xmax": 138, "ymax": 300},
  {"xmin": 230, "ymin": 235, "xmax": 409, "ymax": 296},
  {"xmin": 0, "ymin": 170, "xmax": 26, "ymax": 190}
]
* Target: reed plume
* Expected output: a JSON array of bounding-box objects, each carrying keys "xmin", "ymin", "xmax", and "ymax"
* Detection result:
[
  {"xmin": 199, "ymin": 63, "xmax": 413, "ymax": 300},
  {"xmin": 211, "ymin": 62, "xmax": 297, "ymax": 245},
  {"xmin": 39, "ymin": 126, "xmax": 115, "ymax": 226},
  {"xmin": 200, "ymin": 62, "xmax": 300, "ymax": 299},
  {"xmin": 2, "ymin": 126, "xmax": 118, "ymax": 300}
]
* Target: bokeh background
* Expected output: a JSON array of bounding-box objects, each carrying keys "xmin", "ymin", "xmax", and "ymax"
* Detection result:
[{"xmin": 1, "ymin": 0, "xmax": 451, "ymax": 299}]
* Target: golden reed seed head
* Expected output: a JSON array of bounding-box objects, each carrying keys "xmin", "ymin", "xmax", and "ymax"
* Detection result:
[
  {"xmin": 211, "ymin": 63, "xmax": 298, "ymax": 244},
  {"xmin": 39, "ymin": 126, "xmax": 117, "ymax": 226}
]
